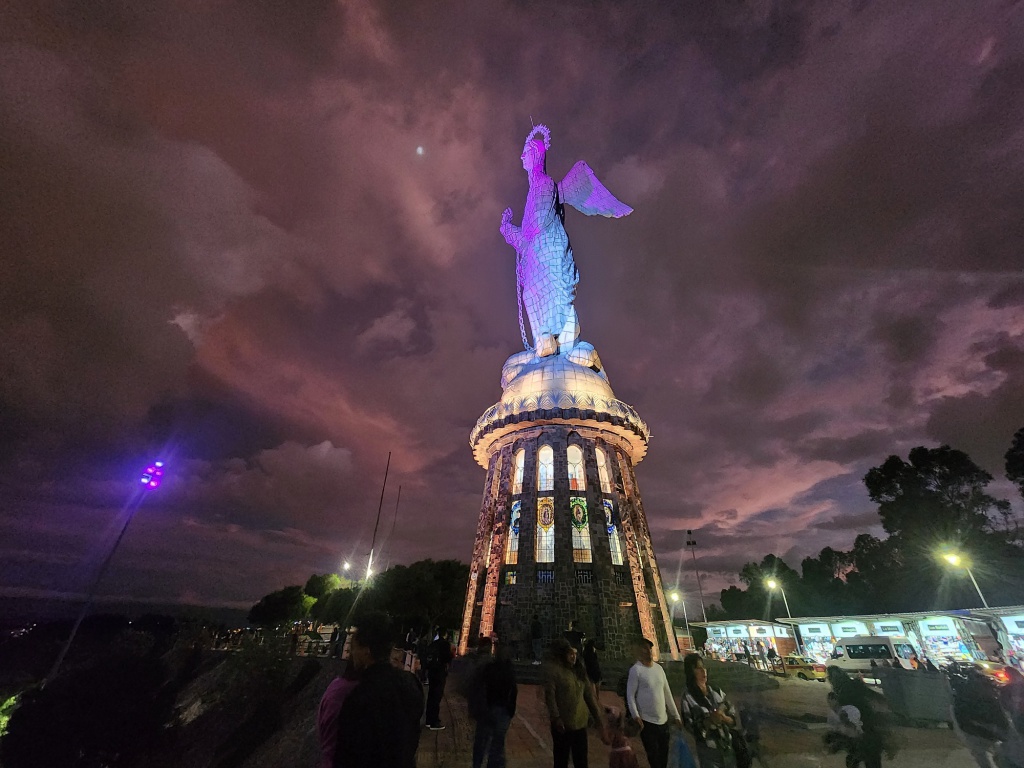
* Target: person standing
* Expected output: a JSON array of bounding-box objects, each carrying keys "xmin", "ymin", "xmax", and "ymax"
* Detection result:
[
  {"xmin": 626, "ymin": 638, "xmax": 682, "ymax": 768},
  {"xmin": 824, "ymin": 666, "xmax": 896, "ymax": 768},
  {"xmin": 332, "ymin": 612, "xmax": 423, "ymax": 768},
  {"xmin": 564, "ymin": 620, "xmax": 585, "ymax": 656},
  {"xmin": 582, "ymin": 639, "xmax": 603, "ymax": 703},
  {"xmin": 543, "ymin": 638, "xmax": 609, "ymax": 768},
  {"xmin": 425, "ymin": 628, "xmax": 453, "ymax": 730},
  {"xmin": 470, "ymin": 642, "xmax": 519, "ymax": 768},
  {"xmin": 318, "ymin": 659, "xmax": 360, "ymax": 768},
  {"xmin": 531, "ymin": 615, "xmax": 544, "ymax": 666},
  {"xmin": 681, "ymin": 654, "xmax": 738, "ymax": 768},
  {"xmin": 951, "ymin": 666, "xmax": 1008, "ymax": 768}
]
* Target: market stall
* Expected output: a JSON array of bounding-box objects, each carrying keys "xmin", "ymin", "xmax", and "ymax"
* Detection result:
[
  {"xmin": 797, "ymin": 622, "xmax": 835, "ymax": 662},
  {"xmin": 911, "ymin": 615, "xmax": 981, "ymax": 665}
]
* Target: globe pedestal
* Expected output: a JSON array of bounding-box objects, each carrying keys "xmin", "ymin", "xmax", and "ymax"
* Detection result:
[{"xmin": 458, "ymin": 345, "xmax": 678, "ymax": 661}]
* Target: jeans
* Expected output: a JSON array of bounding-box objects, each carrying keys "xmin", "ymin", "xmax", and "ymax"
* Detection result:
[
  {"xmin": 425, "ymin": 671, "xmax": 446, "ymax": 726},
  {"xmin": 639, "ymin": 720, "xmax": 670, "ymax": 768},
  {"xmin": 551, "ymin": 725, "xmax": 588, "ymax": 768},
  {"xmin": 533, "ymin": 639, "xmax": 543, "ymax": 662},
  {"xmin": 472, "ymin": 706, "xmax": 512, "ymax": 768}
]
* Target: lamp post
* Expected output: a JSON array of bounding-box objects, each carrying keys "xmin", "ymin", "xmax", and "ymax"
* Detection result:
[
  {"xmin": 941, "ymin": 552, "xmax": 990, "ymax": 608},
  {"xmin": 44, "ymin": 461, "xmax": 165, "ymax": 687},
  {"xmin": 686, "ymin": 530, "xmax": 708, "ymax": 622},
  {"xmin": 670, "ymin": 590, "xmax": 689, "ymax": 654},
  {"xmin": 767, "ymin": 578, "xmax": 801, "ymax": 655},
  {"xmin": 766, "ymin": 579, "xmax": 792, "ymax": 618}
]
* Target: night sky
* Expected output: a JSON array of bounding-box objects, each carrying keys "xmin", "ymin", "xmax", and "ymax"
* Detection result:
[{"xmin": 3, "ymin": 1, "xmax": 1024, "ymax": 616}]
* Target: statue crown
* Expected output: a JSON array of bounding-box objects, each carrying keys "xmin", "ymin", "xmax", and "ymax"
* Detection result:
[{"xmin": 524, "ymin": 124, "xmax": 551, "ymax": 153}]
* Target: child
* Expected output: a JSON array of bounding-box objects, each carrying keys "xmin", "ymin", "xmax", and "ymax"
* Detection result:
[
  {"xmin": 824, "ymin": 690, "xmax": 863, "ymax": 758},
  {"xmin": 604, "ymin": 705, "xmax": 640, "ymax": 768}
]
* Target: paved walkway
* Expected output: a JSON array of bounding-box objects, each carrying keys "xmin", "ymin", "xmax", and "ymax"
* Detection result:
[{"xmin": 417, "ymin": 682, "xmax": 974, "ymax": 768}]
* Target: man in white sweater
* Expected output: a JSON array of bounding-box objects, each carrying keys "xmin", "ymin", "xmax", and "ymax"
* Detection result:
[{"xmin": 626, "ymin": 637, "xmax": 682, "ymax": 768}]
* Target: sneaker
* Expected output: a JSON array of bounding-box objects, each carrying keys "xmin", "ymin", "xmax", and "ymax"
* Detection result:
[
  {"xmin": 427, "ymin": 724, "xmax": 446, "ymax": 731},
  {"xmin": 531, "ymin": 660, "xmax": 542, "ymax": 665}
]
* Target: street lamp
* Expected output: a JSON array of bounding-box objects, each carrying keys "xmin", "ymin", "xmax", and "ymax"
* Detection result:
[
  {"xmin": 765, "ymin": 579, "xmax": 792, "ymax": 617},
  {"xmin": 44, "ymin": 460, "xmax": 165, "ymax": 687},
  {"xmin": 766, "ymin": 578, "xmax": 801, "ymax": 655},
  {"xmin": 669, "ymin": 590, "xmax": 690, "ymax": 655},
  {"xmin": 940, "ymin": 551, "xmax": 990, "ymax": 608},
  {"xmin": 686, "ymin": 530, "xmax": 708, "ymax": 622}
]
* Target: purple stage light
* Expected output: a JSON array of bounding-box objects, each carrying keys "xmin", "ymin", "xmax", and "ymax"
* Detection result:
[{"xmin": 140, "ymin": 462, "xmax": 165, "ymax": 489}]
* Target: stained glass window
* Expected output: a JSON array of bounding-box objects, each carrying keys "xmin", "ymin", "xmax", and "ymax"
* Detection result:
[
  {"xmin": 567, "ymin": 445, "xmax": 586, "ymax": 491},
  {"xmin": 536, "ymin": 497, "xmax": 555, "ymax": 562},
  {"xmin": 596, "ymin": 447, "xmax": 613, "ymax": 494},
  {"xmin": 570, "ymin": 496, "xmax": 592, "ymax": 563},
  {"xmin": 505, "ymin": 501, "xmax": 521, "ymax": 565},
  {"xmin": 512, "ymin": 449, "xmax": 525, "ymax": 495},
  {"xmin": 537, "ymin": 445, "xmax": 554, "ymax": 491},
  {"xmin": 505, "ymin": 570, "xmax": 517, "ymax": 585},
  {"xmin": 604, "ymin": 499, "xmax": 624, "ymax": 566}
]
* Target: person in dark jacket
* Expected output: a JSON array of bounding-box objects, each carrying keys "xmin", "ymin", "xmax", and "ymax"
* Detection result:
[
  {"xmin": 471, "ymin": 642, "xmax": 519, "ymax": 768},
  {"xmin": 333, "ymin": 612, "xmax": 423, "ymax": 768},
  {"xmin": 823, "ymin": 666, "xmax": 897, "ymax": 768},
  {"xmin": 425, "ymin": 628, "xmax": 453, "ymax": 730},
  {"xmin": 582, "ymin": 639, "xmax": 602, "ymax": 702},
  {"xmin": 531, "ymin": 615, "xmax": 544, "ymax": 665},
  {"xmin": 951, "ymin": 667, "xmax": 1008, "ymax": 768}
]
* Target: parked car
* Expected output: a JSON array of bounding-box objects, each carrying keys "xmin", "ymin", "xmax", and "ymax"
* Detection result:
[
  {"xmin": 782, "ymin": 654, "xmax": 827, "ymax": 681},
  {"xmin": 826, "ymin": 635, "xmax": 919, "ymax": 673}
]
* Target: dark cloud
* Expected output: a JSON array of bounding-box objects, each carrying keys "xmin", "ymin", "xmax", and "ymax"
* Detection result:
[{"xmin": 2, "ymin": 0, "xmax": 1024, "ymax": 607}]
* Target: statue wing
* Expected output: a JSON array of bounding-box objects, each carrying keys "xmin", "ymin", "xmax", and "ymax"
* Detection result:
[{"xmin": 558, "ymin": 161, "xmax": 633, "ymax": 218}]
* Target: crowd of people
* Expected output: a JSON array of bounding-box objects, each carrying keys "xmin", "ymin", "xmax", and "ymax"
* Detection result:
[{"xmin": 314, "ymin": 615, "xmax": 1024, "ymax": 768}]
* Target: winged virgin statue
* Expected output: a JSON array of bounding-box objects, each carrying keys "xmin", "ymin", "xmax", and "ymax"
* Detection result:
[{"xmin": 500, "ymin": 125, "xmax": 632, "ymax": 358}]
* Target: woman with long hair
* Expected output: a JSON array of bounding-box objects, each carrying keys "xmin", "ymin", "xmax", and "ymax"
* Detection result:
[{"xmin": 680, "ymin": 654, "xmax": 739, "ymax": 768}]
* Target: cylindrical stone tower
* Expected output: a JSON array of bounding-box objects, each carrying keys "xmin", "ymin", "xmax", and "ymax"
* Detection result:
[{"xmin": 458, "ymin": 348, "xmax": 678, "ymax": 661}]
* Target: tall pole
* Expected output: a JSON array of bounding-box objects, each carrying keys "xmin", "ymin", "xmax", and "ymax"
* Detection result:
[
  {"xmin": 779, "ymin": 585, "xmax": 793, "ymax": 619},
  {"xmin": 366, "ymin": 452, "xmax": 391, "ymax": 581},
  {"xmin": 966, "ymin": 567, "xmax": 990, "ymax": 608},
  {"xmin": 44, "ymin": 461, "xmax": 164, "ymax": 687},
  {"xmin": 679, "ymin": 596, "xmax": 690, "ymax": 652},
  {"xmin": 686, "ymin": 530, "xmax": 707, "ymax": 622},
  {"xmin": 670, "ymin": 600, "xmax": 681, "ymax": 656}
]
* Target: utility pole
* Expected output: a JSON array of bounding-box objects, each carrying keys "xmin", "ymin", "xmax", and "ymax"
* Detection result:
[{"xmin": 686, "ymin": 530, "xmax": 707, "ymax": 622}]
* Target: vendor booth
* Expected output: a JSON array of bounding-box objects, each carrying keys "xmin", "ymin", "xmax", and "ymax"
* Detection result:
[
  {"xmin": 797, "ymin": 623, "xmax": 835, "ymax": 662},
  {"xmin": 781, "ymin": 609, "xmax": 1002, "ymax": 667},
  {"xmin": 696, "ymin": 620, "xmax": 792, "ymax": 666}
]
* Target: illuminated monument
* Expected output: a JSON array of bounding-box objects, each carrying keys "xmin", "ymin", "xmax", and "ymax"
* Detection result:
[{"xmin": 458, "ymin": 125, "xmax": 678, "ymax": 660}]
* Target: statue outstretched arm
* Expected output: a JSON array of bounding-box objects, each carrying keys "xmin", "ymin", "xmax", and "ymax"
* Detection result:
[
  {"xmin": 558, "ymin": 161, "xmax": 633, "ymax": 218},
  {"xmin": 500, "ymin": 207, "xmax": 523, "ymax": 251}
]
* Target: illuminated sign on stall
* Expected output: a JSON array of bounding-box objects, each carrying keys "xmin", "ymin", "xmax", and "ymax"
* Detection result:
[
  {"xmin": 799, "ymin": 623, "xmax": 831, "ymax": 637},
  {"xmin": 831, "ymin": 622, "xmax": 869, "ymax": 637},
  {"xmin": 918, "ymin": 616, "xmax": 957, "ymax": 637},
  {"xmin": 873, "ymin": 620, "xmax": 904, "ymax": 636},
  {"xmin": 708, "ymin": 627, "xmax": 727, "ymax": 638}
]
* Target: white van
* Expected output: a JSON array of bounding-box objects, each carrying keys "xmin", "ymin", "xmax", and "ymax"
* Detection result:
[{"xmin": 827, "ymin": 635, "xmax": 918, "ymax": 672}]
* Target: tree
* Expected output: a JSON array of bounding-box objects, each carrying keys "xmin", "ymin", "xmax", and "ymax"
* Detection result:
[
  {"xmin": 247, "ymin": 586, "xmax": 311, "ymax": 626},
  {"xmin": 358, "ymin": 559, "xmax": 468, "ymax": 630},
  {"xmin": 310, "ymin": 587, "xmax": 358, "ymax": 625},
  {"xmin": 303, "ymin": 573, "xmax": 342, "ymax": 600},
  {"xmin": 1006, "ymin": 427, "xmax": 1024, "ymax": 517},
  {"xmin": 864, "ymin": 445, "xmax": 1009, "ymax": 545}
]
